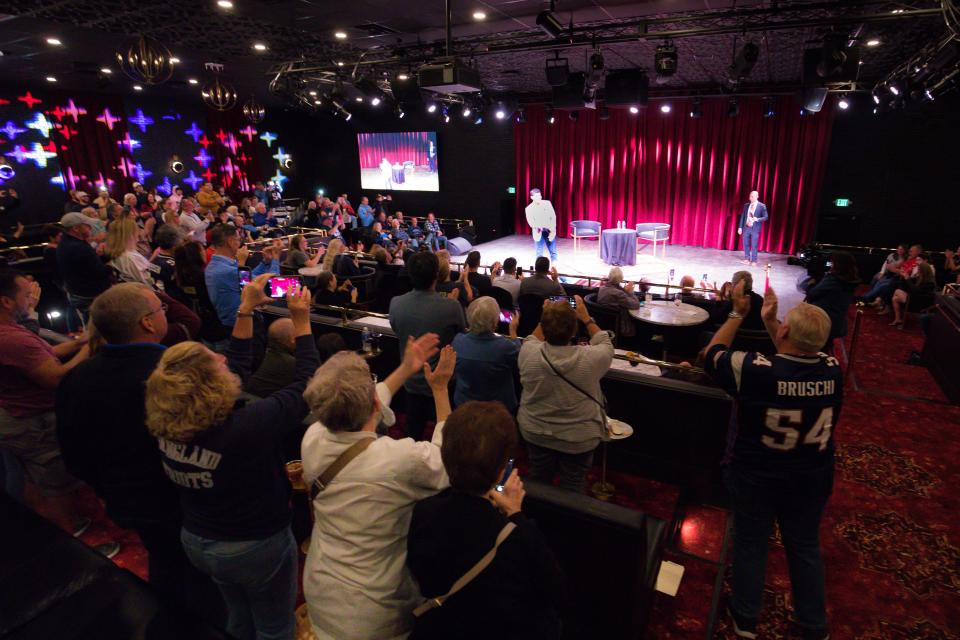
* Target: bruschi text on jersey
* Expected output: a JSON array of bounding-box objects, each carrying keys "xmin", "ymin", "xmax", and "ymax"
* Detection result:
[
  {"xmin": 158, "ymin": 438, "xmax": 223, "ymax": 489},
  {"xmin": 777, "ymin": 379, "xmax": 836, "ymax": 397}
]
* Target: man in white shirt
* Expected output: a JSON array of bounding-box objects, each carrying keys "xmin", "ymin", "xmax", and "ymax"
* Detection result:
[
  {"xmin": 178, "ymin": 198, "xmax": 209, "ymax": 245},
  {"xmin": 492, "ymin": 257, "xmax": 522, "ymax": 306},
  {"xmin": 380, "ymin": 157, "xmax": 393, "ymax": 190},
  {"xmin": 525, "ymin": 188, "xmax": 558, "ymax": 264}
]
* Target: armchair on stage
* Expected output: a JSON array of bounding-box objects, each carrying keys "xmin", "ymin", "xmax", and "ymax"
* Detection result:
[
  {"xmin": 635, "ymin": 223, "xmax": 671, "ymax": 258},
  {"xmin": 570, "ymin": 219, "xmax": 602, "ymax": 254}
]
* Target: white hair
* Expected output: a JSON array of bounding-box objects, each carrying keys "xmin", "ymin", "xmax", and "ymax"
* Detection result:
[
  {"xmin": 607, "ymin": 267, "xmax": 624, "ymax": 286},
  {"xmin": 784, "ymin": 303, "xmax": 831, "ymax": 353},
  {"xmin": 303, "ymin": 352, "xmax": 375, "ymax": 432},
  {"xmin": 467, "ymin": 296, "xmax": 500, "ymax": 335}
]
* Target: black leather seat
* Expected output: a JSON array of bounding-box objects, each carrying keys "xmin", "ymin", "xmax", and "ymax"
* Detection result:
[
  {"xmin": 488, "ymin": 285, "xmax": 515, "ymax": 311},
  {"xmin": 731, "ymin": 328, "xmax": 777, "ymax": 356},
  {"xmin": 517, "ymin": 293, "xmax": 546, "ymax": 337},
  {"xmin": 583, "ymin": 293, "xmax": 622, "ymax": 341}
]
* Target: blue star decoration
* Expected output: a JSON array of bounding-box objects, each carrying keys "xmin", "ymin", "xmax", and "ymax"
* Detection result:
[
  {"xmin": 184, "ymin": 122, "xmax": 204, "ymax": 143},
  {"xmin": 183, "ymin": 170, "xmax": 203, "ymax": 191},
  {"xmin": 272, "ymin": 147, "xmax": 290, "ymax": 165},
  {"xmin": 133, "ymin": 162, "xmax": 153, "ymax": 184},
  {"xmin": 270, "ymin": 171, "xmax": 288, "ymax": 190},
  {"xmin": 25, "ymin": 112, "xmax": 54, "ymax": 138},
  {"xmin": 157, "ymin": 176, "xmax": 173, "ymax": 196},
  {"xmin": 128, "ymin": 109, "xmax": 155, "ymax": 133},
  {"xmin": 0, "ymin": 121, "xmax": 28, "ymax": 141},
  {"xmin": 259, "ymin": 131, "xmax": 278, "ymax": 148}
]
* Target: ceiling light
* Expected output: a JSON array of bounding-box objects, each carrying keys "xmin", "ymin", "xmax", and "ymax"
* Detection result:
[
  {"xmin": 355, "ymin": 96, "xmax": 363, "ymax": 102},
  {"xmin": 395, "ymin": 105, "xmax": 405, "ymax": 119},
  {"xmin": 169, "ymin": 57, "xmax": 180, "ymax": 64},
  {"xmin": 462, "ymin": 105, "xmax": 472, "ymax": 117},
  {"xmin": 924, "ymin": 88, "xmax": 935, "ymax": 101},
  {"xmin": 397, "ymin": 73, "xmax": 409, "ymax": 80},
  {"xmin": 217, "ymin": 0, "xmax": 233, "ymax": 7},
  {"xmin": 762, "ymin": 97, "xmax": 775, "ymax": 118},
  {"xmin": 336, "ymin": 61, "xmax": 345, "ymax": 67},
  {"xmin": 100, "ymin": 67, "xmax": 112, "ymax": 74},
  {"xmin": 309, "ymin": 90, "xmax": 318, "ymax": 96},
  {"xmin": 654, "ymin": 42, "xmax": 678, "ymax": 84},
  {"xmin": 426, "ymin": 102, "xmax": 437, "ymax": 113},
  {"xmin": 472, "ymin": 11, "xmax": 486, "ymax": 20},
  {"xmin": 370, "ymin": 96, "xmax": 381, "ymax": 106},
  {"xmin": 516, "ymin": 108, "xmax": 527, "ymax": 123},
  {"xmin": 569, "ymin": 111, "xmax": 579, "ymax": 122},
  {"xmin": 253, "ymin": 43, "xmax": 267, "ymax": 51},
  {"xmin": 727, "ymin": 97, "xmax": 740, "ymax": 117},
  {"xmin": 629, "ymin": 105, "xmax": 639, "ymax": 114},
  {"xmin": 872, "ymin": 93, "xmax": 880, "ymax": 104},
  {"xmin": 46, "ymin": 37, "xmax": 62, "ymax": 46},
  {"xmin": 495, "ymin": 108, "xmax": 506, "ymax": 120},
  {"xmin": 545, "ymin": 106, "xmax": 555, "ymax": 124},
  {"xmin": 46, "ymin": 76, "xmax": 57, "ymax": 82},
  {"xmin": 889, "ymin": 84, "xmax": 900, "ymax": 96},
  {"xmin": 133, "ymin": 84, "xmax": 143, "ymax": 91},
  {"xmin": 660, "ymin": 103, "xmax": 671, "ymax": 114},
  {"xmin": 473, "ymin": 114, "xmax": 484, "ymax": 125},
  {"xmin": 188, "ymin": 78, "xmax": 199, "ymax": 84},
  {"xmin": 837, "ymin": 95, "xmax": 850, "ymax": 110},
  {"xmin": 344, "ymin": 112, "xmax": 352, "ymax": 121},
  {"xmin": 335, "ymin": 31, "xmax": 348, "ymax": 39},
  {"xmin": 727, "ymin": 42, "xmax": 759, "ymax": 86},
  {"xmin": 866, "ymin": 39, "xmax": 880, "ymax": 47},
  {"xmin": 314, "ymin": 99, "xmax": 322, "ymax": 105}
]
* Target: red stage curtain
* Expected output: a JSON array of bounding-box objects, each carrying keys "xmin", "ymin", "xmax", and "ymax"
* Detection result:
[
  {"xmin": 514, "ymin": 98, "xmax": 834, "ymax": 254},
  {"xmin": 357, "ymin": 132, "xmax": 431, "ymax": 169}
]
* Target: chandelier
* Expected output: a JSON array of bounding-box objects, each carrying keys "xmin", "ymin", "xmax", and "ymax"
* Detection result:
[
  {"xmin": 116, "ymin": 35, "xmax": 174, "ymax": 85},
  {"xmin": 201, "ymin": 63, "xmax": 238, "ymax": 111},
  {"xmin": 242, "ymin": 95, "xmax": 266, "ymax": 123}
]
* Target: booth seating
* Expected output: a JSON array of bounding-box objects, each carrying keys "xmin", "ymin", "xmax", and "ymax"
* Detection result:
[
  {"xmin": 635, "ymin": 223, "xmax": 671, "ymax": 258},
  {"xmin": 583, "ymin": 292, "xmax": 625, "ymax": 345},
  {"xmin": 0, "ymin": 496, "xmax": 229, "ymax": 640},
  {"xmin": 570, "ymin": 220, "xmax": 602, "ymax": 255},
  {"xmin": 517, "ymin": 293, "xmax": 546, "ymax": 337},
  {"xmin": 522, "ymin": 480, "xmax": 667, "ymax": 639},
  {"xmin": 922, "ymin": 292, "xmax": 960, "ymax": 403}
]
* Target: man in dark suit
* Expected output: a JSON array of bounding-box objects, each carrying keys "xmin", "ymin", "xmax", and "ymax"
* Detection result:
[{"xmin": 738, "ymin": 190, "xmax": 769, "ymax": 266}]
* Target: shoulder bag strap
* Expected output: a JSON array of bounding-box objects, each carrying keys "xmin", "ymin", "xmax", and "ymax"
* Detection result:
[
  {"xmin": 412, "ymin": 522, "xmax": 517, "ymax": 617},
  {"xmin": 540, "ymin": 349, "xmax": 608, "ymax": 413},
  {"xmin": 309, "ymin": 437, "xmax": 374, "ymax": 501}
]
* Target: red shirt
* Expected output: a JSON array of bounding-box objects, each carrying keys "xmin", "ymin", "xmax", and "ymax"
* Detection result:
[
  {"xmin": 899, "ymin": 257, "xmax": 919, "ymax": 278},
  {"xmin": 0, "ymin": 322, "xmax": 57, "ymax": 418}
]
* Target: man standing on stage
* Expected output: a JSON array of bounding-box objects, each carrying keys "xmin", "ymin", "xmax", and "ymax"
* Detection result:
[
  {"xmin": 738, "ymin": 190, "xmax": 769, "ymax": 266},
  {"xmin": 525, "ymin": 188, "xmax": 558, "ymax": 264}
]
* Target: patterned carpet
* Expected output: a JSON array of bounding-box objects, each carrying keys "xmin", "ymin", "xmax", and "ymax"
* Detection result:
[
  {"xmin": 64, "ymin": 304, "xmax": 960, "ymax": 639},
  {"xmin": 647, "ymin": 306, "xmax": 960, "ymax": 639}
]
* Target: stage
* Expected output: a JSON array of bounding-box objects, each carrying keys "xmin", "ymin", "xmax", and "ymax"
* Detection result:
[{"xmin": 464, "ymin": 234, "xmax": 808, "ymax": 312}]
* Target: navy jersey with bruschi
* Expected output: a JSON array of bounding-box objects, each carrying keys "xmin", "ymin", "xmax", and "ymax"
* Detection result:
[{"xmin": 705, "ymin": 344, "xmax": 844, "ymax": 471}]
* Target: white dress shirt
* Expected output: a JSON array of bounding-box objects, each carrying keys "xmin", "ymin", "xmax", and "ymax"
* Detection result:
[
  {"xmin": 179, "ymin": 212, "xmax": 209, "ymax": 245},
  {"xmin": 525, "ymin": 200, "xmax": 557, "ymax": 241},
  {"xmin": 301, "ymin": 385, "xmax": 449, "ymax": 640}
]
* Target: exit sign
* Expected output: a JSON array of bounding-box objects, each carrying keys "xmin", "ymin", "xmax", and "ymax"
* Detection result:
[
  {"xmin": 834, "ymin": 198, "xmax": 852, "ymax": 207},
  {"xmin": 507, "ymin": 186, "xmax": 516, "ymax": 194}
]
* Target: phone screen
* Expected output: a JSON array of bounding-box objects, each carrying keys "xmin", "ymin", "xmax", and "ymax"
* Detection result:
[
  {"xmin": 239, "ymin": 270, "xmax": 251, "ymax": 287},
  {"xmin": 268, "ymin": 276, "xmax": 301, "ymax": 298},
  {"xmin": 498, "ymin": 310, "xmax": 513, "ymax": 324},
  {"xmin": 495, "ymin": 458, "xmax": 515, "ymax": 493},
  {"xmin": 549, "ymin": 295, "xmax": 576, "ymax": 309}
]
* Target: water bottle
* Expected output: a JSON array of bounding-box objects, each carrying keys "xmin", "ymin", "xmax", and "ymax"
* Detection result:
[
  {"xmin": 674, "ymin": 292, "xmax": 682, "ymax": 307},
  {"xmin": 645, "ymin": 291, "xmax": 653, "ymax": 304},
  {"xmin": 362, "ymin": 326, "xmax": 372, "ymax": 353}
]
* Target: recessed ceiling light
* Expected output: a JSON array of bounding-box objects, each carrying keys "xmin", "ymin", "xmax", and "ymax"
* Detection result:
[
  {"xmin": 100, "ymin": 67, "xmax": 112, "ymax": 74},
  {"xmin": 45, "ymin": 76, "xmax": 57, "ymax": 82},
  {"xmin": 309, "ymin": 90, "xmax": 318, "ymax": 96},
  {"xmin": 46, "ymin": 37, "xmax": 62, "ymax": 46},
  {"xmin": 472, "ymin": 11, "xmax": 486, "ymax": 20},
  {"xmin": 335, "ymin": 31, "xmax": 348, "ymax": 39},
  {"xmin": 188, "ymin": 78, "xmax": 199, "ymax": 84},
  {"xmin": 355, "ymin": 96, "xmax": 363, "ymax": 102},
  {"xmin": 336, "ymin": 61, "xmax": 345, "ymax": 67},
  {"xmin": 253, "ymin": 43, "xmax": 267, "ymax": 51},
  {"xmin": 217, "ymin": 0, "xmax": 233, "ymax": 8},
  {"xmin": 629, "ymin": 105, "xmax": 639, "ymax": 114},
  {"xmin": 314, "ymin": 99, "xmax": 322, "ymax": 105},
  {"xmin": 169, "ymin": 56, "xmax": 180, "ymax": 63},
  {"xmin": 133, "ymin": 84, "xmax": 143, "ymax": 91},
  {"xmin": 397, "ymin": 73, "xmax": 409, "ymax": 80},
  {"xmin": 866, "ymin": 39, "xmax": 881, "ymax": 47}
]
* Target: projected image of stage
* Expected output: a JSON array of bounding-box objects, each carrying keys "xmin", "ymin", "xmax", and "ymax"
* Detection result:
[
  {"xmin": 462, "ymin": 235, "xmax": 808, "ymax": 311},
  {"xmin": 357, "ymin": 131, "xmax": 439, "ymax": 192}
]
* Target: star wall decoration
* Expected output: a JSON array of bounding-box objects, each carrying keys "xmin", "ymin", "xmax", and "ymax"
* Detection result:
[
  {"xmin": 0, "ymin": 121, "xmax": 27, "ymax": 141},
  {"xmin": 128, "ymin": 109, "xmax": 155, "ymax": 133},
  {"xmin": 184, "ymin": 122, "xmax": 204, "ymax": 143},
  {"xmin": 193, "ymin": 148, "xmax": 212, "ymax": 168},
  {"xmin": 96, "ymin": 108, "xmax": 122, "ymax": 130},
  {"xmin": 270, "ymin": 170, "xmax": 287, "ymax": 189},
  {"xmin": 272, "ymin": 147, "xmax": 290, "ymax": 165},
  {"xmin": 24, "ymin": 142, "xmax": 58, "ymax": 168},
  {"xmin": 259, "ymin": 131, "xmax": 277, "ymax": 148},
  {"xmin": 62, "ymin": 99, "xmax": 88, "ymax": 123},
  {"xmin": 117, "ymin": 132, "xmax": 141, "ymax": 152},
  {"xmin": 157, "ymin": 176, "xmax": 173, "ymax": 195},
  {"xmin": 26, "ymin": 113, "xmax": 54, "ymax": 138},
  {"xmin": 183, "ymin": 170, "xmax": 202, "ymax": 191},
  {"xmin": 239, "ymin": 125, "xmax": 258, "ymax": 142},
  {"xmin": 133, "ymin": 162, "xmax": 152, "ymax": 184},
  {"xmin": 17, "ymin": 92, "xmax": 42, "ymax": 109}
]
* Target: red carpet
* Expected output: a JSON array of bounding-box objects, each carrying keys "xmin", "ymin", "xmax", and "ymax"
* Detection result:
[{"xmin": 65, "ymin": 305, "xmax": 960, "ymax": 638}]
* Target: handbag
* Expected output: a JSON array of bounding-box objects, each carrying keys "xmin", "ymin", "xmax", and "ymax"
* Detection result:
[
  {"xmin": 309, "ymin": 437, "xmax": 374, "ymax": 501},
  {"xmin": 412, "ymin": 522, "xmax": 516, "ymax": 617}
]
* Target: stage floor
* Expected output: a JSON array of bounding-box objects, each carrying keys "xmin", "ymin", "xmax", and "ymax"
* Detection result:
[{"xmin": 467, "ymin": 235, "xmax": 808, "ymax": 312}]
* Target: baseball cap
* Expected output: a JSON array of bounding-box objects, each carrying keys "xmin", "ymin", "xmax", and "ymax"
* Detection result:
[
  {"xmin": 60, "ymin": 212, "xmax": 92, "ymax": 228},
  {"xmin": 75, "ymin": 190, "xmax": 89, "ymax": 198},
  {"xmin": 132, "ymin": 181, "xmax": 142, "ymax": 188}
]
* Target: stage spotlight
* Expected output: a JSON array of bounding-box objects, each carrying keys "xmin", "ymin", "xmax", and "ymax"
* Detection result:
[
  {"xmin": 599, "ymin": 105, "xmax": 610, "ymax": 121},
  {"xmin": 799, "ymin": 107, "xmax": 808, "ymax": 116},
  {"xmin": 888, "ymin": 83, "xmax": 900, "ymax": 96},
  {"xmin": 924, "ymin": 88, "xmax": 935, "ymax": 101},
  {"xmin": 629, "ymin": 105, "xmax": 639, "ymax": 115},
  {"xmin": 689, "ymin": 98, "xmax": 702, "ymax": 118},
  {"xmin": 545, "ymin": 106, "xmax": 555, "ymax": 124},
  {"xmin": 654, "ymin": 42, "xmax": 678, "ymax": 84},
  {"xmin": 837, "ymin": 94, "xmax": 850, "ymax": 110},
  {"xmin": 569, "ymin": 110, "xmax": 579, "ymax": 122},
  {"xmin": 396, "ymin": 106, "xmax": 405, "ymax": 118},
  {"xmin": 473, "ymin": 114, "xmax": 484, "ymax": 125},
  {"xmin": 461, "ymin": 104, "xmax": 472, "ymax": 118},
  {"xmin": 536, "ymin": 11, "xmax": 565, "ymax": 39},
  {"xmin": 659, "ymin": 103, "xmax": 671, "ymax": 114},
  {"xmin": 516, "ymin": 108, "xmax": 527, "ymax": 123},
  {"xmin": 727, "ymin": 97, "xmax": 739, "ymax": 117},
  {"xmin": 727, "ymin": 42, "xmax": 760, "ymax": 85},
  {"xmin": 170, "ymin": 160, "xmax": 185, "ymax": 174},
  {"xmin": 495, "ymin": 107, "xmax": 506, "ymax": 120},
  {"xmin": 426, "ymin": 101, "xmax": 438, "ymax": 113},
  {"xmin": 872, "ymin": 92, "xmax": 881, "ymax": 104},
  {"xmin": 762, "ymin": 97, "xmax": 775, "ymax": 118}
]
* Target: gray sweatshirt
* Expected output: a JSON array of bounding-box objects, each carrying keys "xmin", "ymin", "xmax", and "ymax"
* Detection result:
[{"xmin": 517, "ymin": 331, "xmax": 614, "ymax": 454}]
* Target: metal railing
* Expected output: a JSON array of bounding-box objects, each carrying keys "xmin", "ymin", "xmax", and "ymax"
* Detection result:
[
  {"xmin": 844, "ymin": 304, "xmax": 865, "ymax": 389},
  {"xmin": 614, "ymin": 352, "xmax": 706, "ymax": 375}
]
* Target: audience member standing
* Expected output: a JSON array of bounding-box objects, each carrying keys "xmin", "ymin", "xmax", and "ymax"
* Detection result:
[
  {"xmin": 705, "ymin": 284, "xmax": 841, "ymax": 640},
  {"xmin": 56, "ymin": 212, "xmax": 114, "ymax": 317},
  {"xmin": 390, "ymin": 252, "xmax": 466, "ymax": 440},
  {"xmin": 146, "ymin": 277, "xmax": 318, "ymax": 640},
  {"xmin": 452, "ymin": 297, "xmax": 521, "ymax": 413},
  {"xmin": 179, "ymin": 198, "xmax": 210, "ymax": 245},
  {"xmin": 301, "ymin": 338, "xmax": 452, "ymax": 640},
  {"xmin": 518, "ymin": 257, "xmax": 564, "ymax": 298},
  {"xmin": 492, "ymin": 257, "xmax": 522, "ymax": 306},
  {"xmin": 407, "ymin": 401, "xmax": 564, "ymax": 640},
  {"xmin": 805, "ymin": 252, "xmax": 859, "ymax": 347},
  {"xmin": 205, "ymin": 225, "xmax": 279, "ymax": 330},
  {"xmin": 518, "ymin": 296, "xmax": 613, "ymax": 492}
]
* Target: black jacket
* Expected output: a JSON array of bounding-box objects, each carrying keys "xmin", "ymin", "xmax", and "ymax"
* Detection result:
[
  {"xmin": 407, "ymin": 489, "xmax": 565, "ymax": 640},
  {"xmin": 56, "ymin": 343, "xmax": 180, "ymax": 527},
  {"xmin": 56, "ymin": 233, "xmax": 113, "ymax": 297}
]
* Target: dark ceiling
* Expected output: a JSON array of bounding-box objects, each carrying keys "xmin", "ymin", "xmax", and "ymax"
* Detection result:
[{"xmin": 0, "ymin": 0, "xmax": 951, "ymax": 109}]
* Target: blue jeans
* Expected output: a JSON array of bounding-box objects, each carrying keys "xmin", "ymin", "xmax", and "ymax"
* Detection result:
[
  {"xmin": 426, "ymin": 233, "xmax": 447, "ymax": 252},
  {"xmin": 859, "ymin": 277, "xmax": 896, "ymax": 305},
  {"xmin": 535, "ymin": 231, "xmax": 558, "ymax": 263},
  {"xmin": 724, "ymin": 464, "xmax": 833, "ymax": 631},
  {"xmin": 742, "ymin": 225, "xmax": 760, "ymax": 262},
  {"xmin": 181, "ymin": 527, "xmax": 298, "ymax": 640}
]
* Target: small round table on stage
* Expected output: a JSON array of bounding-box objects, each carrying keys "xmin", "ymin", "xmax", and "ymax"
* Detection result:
[
  {"xmin": 629, "ymin": 300, "xmax": 710, "ymax": 327},
  {"xmin": 600, "ymin": 228, "xmax": 638, "ymax": 266}
]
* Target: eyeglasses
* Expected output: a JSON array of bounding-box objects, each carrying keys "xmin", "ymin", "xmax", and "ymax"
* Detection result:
[{"xmin": 141, "ymin": 302, "xmax": 168, "ymax": 320}]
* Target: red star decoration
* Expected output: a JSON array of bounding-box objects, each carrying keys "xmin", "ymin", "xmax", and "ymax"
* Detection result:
[
  {"xmin": 60, "ymin": 145, "xmax": 69, "ymax": 151},
  {"xmin": 215, "ymin": 129, "xmax": 228, "ymax": 144},
  {"xmin": 237, "ymin": 152, "xmax": 249, "ymax": 164},
  {"xmin": 56, "ymin": 124, "xmax": 80, "ymax": 140},
  {"xmin": 43, "ymin": 141, "xmax": 57, "ymax": 154},
  {"xmin": 48, "ymin": 106, "xmax": 66, "ymax": 121},
  {"xmin": 201, "ymin": 168, "xmax": 217, "ymax": 182},
  {"xmin": 18, "ymin": 92, "xmax": 42, "ymax": 109},
  {"xmin": 0, "ymin": 99, "xmax": 10, "ymax": 106},
  {"xmin": 198, "ymin": 135, "xmax": 211, "ymax": 149}
]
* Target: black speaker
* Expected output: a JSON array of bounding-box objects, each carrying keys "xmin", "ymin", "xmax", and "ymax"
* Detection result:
[
  {"xmin": 458, "ymin": 225, "xmax": 477, "ymax": 245},
  {"xmin": 801, "ymin": 87, "xmax": 829, "ymax": 113},
  {"xmin": 552, "ymin": 72, "xmax": 587, "ymax": 109},
  {"xmin": 604, "ymin": 69, "xmax": 649, "ymax": 107},
  {"xmin": 447, "ymin": 236, "xmax": 473, "ymax": 256},
  {"xmin": 390, "ymin": 78, "xmax": 423, "ymax": 105},
  {"xmin": 802, "ymin": 46, "xmax": 860, "ymax": 84}
]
